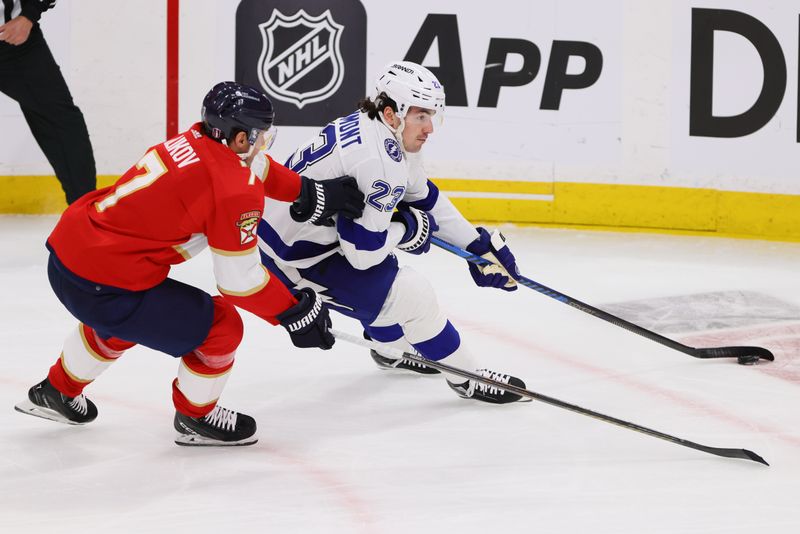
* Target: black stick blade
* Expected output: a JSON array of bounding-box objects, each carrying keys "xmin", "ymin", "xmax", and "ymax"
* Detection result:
[
  {"xmin": 694, "ymin": 346, "xmax": 775, "ymax": 362},
  {"xmin": 741, "ymin": 450, "xmax": 770, "ymax": 466},
  {"xmin": 716, "ymin": 448, "xmax": 769, "ymax": 466},
  {"xmin": 687, "ymin": 443, "xmax": 769, "ymax": 465}
]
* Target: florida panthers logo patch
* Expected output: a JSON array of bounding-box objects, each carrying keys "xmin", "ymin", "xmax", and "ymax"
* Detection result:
[
  {"xmin": 384, "ymin": 138, "xmax": 402, "ymax": 162},
  {"xmin": 236, "ymin": 210, "xmax": 261, "ymax": 245}
]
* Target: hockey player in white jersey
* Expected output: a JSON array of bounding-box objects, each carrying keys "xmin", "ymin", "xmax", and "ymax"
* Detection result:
[{"xmin": 255, "ymin": 61, "xmax": 527, "ymax": 403}]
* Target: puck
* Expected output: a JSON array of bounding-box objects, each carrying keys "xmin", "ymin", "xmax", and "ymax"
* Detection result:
[{"xmin": 737, "ymin": 355, "xmax": 759, "ymax": 365}]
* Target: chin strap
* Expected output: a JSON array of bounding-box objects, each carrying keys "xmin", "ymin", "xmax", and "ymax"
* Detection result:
[
  {"xmin": 378, "ymin": 111, "xmax": 407, "ymax": 153},
  {"xmin": 239, "ymin": 145, "xmax": 256, "ymax": 162},
  {"xmin": 220, "ymin": 138, "xmax": 250, "ymax": 162}
]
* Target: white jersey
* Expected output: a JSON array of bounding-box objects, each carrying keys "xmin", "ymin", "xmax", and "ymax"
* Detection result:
[{"xmin": 256, "ymin": 110, "xmax": 478, "ymax": 270}]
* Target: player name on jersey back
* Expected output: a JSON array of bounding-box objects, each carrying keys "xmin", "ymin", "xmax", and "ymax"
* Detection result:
[
  {"xmin": 164, "ymin": 135, "xmax": 200, "ymax": 168},
  {"xmin": 338, "ymin": 111, "xmax": 363, "ymax": 149}
]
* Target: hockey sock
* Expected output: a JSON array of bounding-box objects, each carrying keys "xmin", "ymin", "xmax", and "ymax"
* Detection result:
[
  {"xmin": 375, "ymin": 336, "xmax": 416, "ymax": 359},
  {"xmin": 172, "ymin": 296, "xmax": 242, "ymax": 417},
  {"xmin": 410, "ymin": 321, "xmax": 477, "ymax": 382},
  {"xmin": 172, "ymin": 353, "xmax": 234, "ymax": 418},
  {"xmin": 436, "ymin": 345, "xmax": 479, "ymax": 383},
  {"xmin": 48, "ymin": 324, "xmax": 132, "ymax": 397},
  {"xmin": 172, "ymin": 353, "xmax": 233, "ymax": 417},
  {"xmin": 364, "ymin": 324, "xmax": 413, "ymax": 360}
]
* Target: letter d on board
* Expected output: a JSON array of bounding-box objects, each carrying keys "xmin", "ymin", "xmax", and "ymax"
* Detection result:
[{"xmin": 689, "ymin": 8, "xmax": 787, "ymax": 138}]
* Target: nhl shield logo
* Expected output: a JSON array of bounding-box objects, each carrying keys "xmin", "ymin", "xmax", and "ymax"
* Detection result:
[{"xmin": 257, "ymin": 10, "xmax": 344, "ymax": 109}]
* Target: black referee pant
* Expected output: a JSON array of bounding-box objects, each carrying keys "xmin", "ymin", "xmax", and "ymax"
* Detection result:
[{"xmin": 0, "ymin": 24, "xmax": 95, "ymax": 204}]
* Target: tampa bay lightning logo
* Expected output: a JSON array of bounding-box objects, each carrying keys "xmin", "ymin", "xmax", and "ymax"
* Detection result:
[{"xmin": 384, "ymin": 138, "xmax": 402, "ymax": 162}]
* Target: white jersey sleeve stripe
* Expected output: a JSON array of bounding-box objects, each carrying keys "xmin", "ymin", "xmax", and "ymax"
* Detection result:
[{"xmin": 212, "ymin": 247, "xmax": 269, "ymax": 295}]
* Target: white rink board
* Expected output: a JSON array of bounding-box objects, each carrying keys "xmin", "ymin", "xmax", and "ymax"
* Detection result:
[
  {"xmin": 669, "ymin": 0, "xmax": 800, "ymax": 192},
  {"xmin": 1, "ymin": 1, "xmax": 799, "ymax": 194}
]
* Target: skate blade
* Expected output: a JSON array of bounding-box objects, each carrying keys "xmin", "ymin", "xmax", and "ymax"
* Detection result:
[
  {"xmin": 174, "ymin": 433, "xmax": 258, "ymax": 447},
  {"xmin": 14, "ymin": 400, "xmax": 85, "ymax": 425}
]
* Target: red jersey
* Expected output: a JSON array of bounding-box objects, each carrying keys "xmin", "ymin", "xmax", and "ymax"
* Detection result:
[{"xmin": 48, "ymin": 123, "xmax": 303, "ymax": 323}]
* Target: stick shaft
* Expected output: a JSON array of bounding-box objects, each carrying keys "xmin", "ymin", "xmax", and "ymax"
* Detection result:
[
  {"xmin": 431, "ymin": 236, "xmax": 773, "ymax": 362},
  {"xmin": 331, "ymin": 329, "xmax": 767, "ymax": 465}
]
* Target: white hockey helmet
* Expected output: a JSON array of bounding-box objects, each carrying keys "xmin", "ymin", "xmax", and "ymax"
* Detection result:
[{"xmin": 371, "ymin": 61, "xmax": 446, "ymax": 119}]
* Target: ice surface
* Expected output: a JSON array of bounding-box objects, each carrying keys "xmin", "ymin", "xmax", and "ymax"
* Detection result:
[{"xmin": 1, "ymin": 215, "xmax": 799, "ymax": 533}]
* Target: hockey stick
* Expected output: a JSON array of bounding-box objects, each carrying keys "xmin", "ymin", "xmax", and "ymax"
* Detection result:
[
  {"xmin": 431, "ymin": 237, "xmax": 774, "ymax": 365},
  {"xmin": 331, "ymin": 329, "xmax": 768, "ymax": 465}
]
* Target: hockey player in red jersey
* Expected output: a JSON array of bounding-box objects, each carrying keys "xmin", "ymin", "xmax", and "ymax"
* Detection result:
[{"xmin": 14, "ymin": 81, "xmax": 365, "ymax": 446}]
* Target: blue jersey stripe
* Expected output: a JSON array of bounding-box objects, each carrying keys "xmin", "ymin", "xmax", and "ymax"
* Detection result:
[
  {"xmin": 337, "ymin": 217, "xmax": 388, "ymax": 252},
  {"xmin": 411, "ymin": 321, "xmax": 461, "ymax": 361},
  {"xmin": 256, "ymin": 222, "xmax": 339, "ymax": 262},
  {"xmin": 401, "ymin": 180, "xmax": 439, "ymax": 212},
  {"xmin": 364, "ymin": 323, "xmax": 404, "ymax": 343}
]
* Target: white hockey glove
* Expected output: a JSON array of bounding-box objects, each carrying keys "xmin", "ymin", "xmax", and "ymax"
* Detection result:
[{"xmin": 465, "ymin": 228, "xmax": 520, "ymax": 291}]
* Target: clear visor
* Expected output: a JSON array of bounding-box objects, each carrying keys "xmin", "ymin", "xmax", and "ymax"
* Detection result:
[
  {"xmin": 433, "ymin": 109, "xmax": 444, "ymax": 127},
  {"xmin": 247, "ymin": 126, "xmax": 278, "ymax": 150},
  {"xmin": 241, "ymin": 127, "xmax": 279, "ymax": 164},
  {"xmin": 404, "ymin": 107, "xmax": 444, "ymax": 129}
]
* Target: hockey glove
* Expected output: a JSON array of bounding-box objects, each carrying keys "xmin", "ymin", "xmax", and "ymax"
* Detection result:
[
  {"xmin": 465, "ymin": 227, "xmax": 520, "ymax": 291},
  {"xmin": 392, "ymin": 206, "xmax": 439, "ymax": 255},
  {"xmin": 290, "ymin": 175, "xmax": 365, "ymax": 227},
  {"xmin": 276, "ymin": 288, "xmax": 335, "ymax": 350}
]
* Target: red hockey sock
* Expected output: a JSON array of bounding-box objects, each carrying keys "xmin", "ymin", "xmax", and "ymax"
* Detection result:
[
  {"xmin": 172, "ymin": 353, "xmax": 234, "ymax": 418},
  {"xmin": 48, "ymin": 324, "xmax": 131, "ymax": 397}
]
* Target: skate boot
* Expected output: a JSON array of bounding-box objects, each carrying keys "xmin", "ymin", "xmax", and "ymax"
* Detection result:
[
  {"xmin": 365, "ymin": 332, "xmax": 440, "ymax": 375},
  {"xmin": 174, "ymin": 404, "xmax": 257, "ymax": 447},
  {"xmin": 447, "ymin": 369, "xmax": 531, "ymax": 404},
  {"xmin": 14, "ymin": 378, "xmax": 98, "ymax": 425}
]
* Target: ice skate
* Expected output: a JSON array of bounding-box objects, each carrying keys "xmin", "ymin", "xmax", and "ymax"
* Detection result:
[
  {"xmin": 365, "ymin": 332, "xmax": 440, "ymax": 375},
  {"xmin": 174, "ymin": 404, "xmax": 257, "ymax": 447},
  {"xmin": 447, "ymin": 369, "xmax": 531, "ymax": 404},
  {"xmin": 14, "ymin": 378, "xmax": 98, "ymax": 425},
  {"xmin": 370, "ymin": 348, "xmax": 441, "ymax": 375}
]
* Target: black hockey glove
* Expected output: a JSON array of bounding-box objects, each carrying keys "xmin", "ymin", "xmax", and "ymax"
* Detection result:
[
  {"xmin": 465, "ymin": 227, "xmax": 520, "ymax": 291},
  {"xmin": 290, "ymin": 175, "xmax": 365, "ymax": 226},
  {"xmin": 276, "ymin": 288, "xmax": 335, "ymax": 350},
  {"xmin": 391, "ymin": 205, "xmax": 438, "ymax": 255}
]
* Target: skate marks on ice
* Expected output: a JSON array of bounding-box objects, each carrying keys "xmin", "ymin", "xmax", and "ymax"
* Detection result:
[
  {"xmin": 601, "ymin": 291, "xmax": 800, "ymax": 334},
  {"xmin": 603, "ymin": 290, "xmax": 800, "ymax": 383}
]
